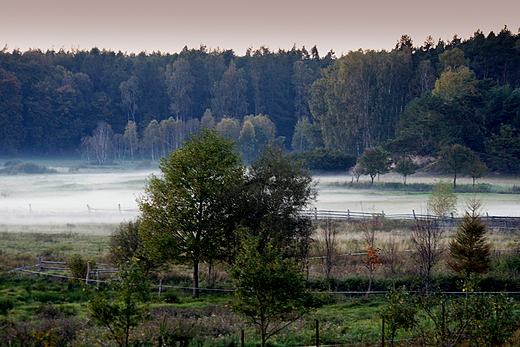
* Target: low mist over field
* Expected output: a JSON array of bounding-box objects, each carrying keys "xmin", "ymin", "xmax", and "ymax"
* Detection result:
[
  {"xmin": 0, "ymin": 169, "xmax": 151, "ymax": 227},
  {"xmin": 316, "ymin": 174, "xmax": 520, "ymax": 217},
  {"xmin": 0, "ymin": 161, "xmax": 519, "ymax": 233}
]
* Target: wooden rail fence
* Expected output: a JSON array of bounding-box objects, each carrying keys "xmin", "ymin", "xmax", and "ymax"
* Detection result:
[
  {"xmin": 8, "ymin": 255, "xmax": 119, "ymax": 283},
  {"xmin": 302, "ymin": 208, "xmax": 520, "ymax": 229}
]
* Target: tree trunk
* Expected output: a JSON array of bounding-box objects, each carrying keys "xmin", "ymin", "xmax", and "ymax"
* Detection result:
[
  {"xmin": 261, "ymin": 317, "xmax": 267, "ymax": 347},
  {"xmin": 453, "ymin": 173, "xmax": 457, "ymax": 189},
  {"xmin": 193, "ymin": 259, "xmax": 199, "ymax": 298}
]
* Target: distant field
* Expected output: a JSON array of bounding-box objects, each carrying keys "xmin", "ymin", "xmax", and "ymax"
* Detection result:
[{"xmin": 0, "ymin": 158, "xmax": 519, "ymax": 233}]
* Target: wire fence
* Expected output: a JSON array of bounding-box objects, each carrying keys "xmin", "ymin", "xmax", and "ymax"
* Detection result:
[
  {"xmin": 8, "ymin": 255, "xmax": 119, "ymax": 283},
  {"xmin": 9, "ymin": 256, "xmax": 520, "ymax": 297}
]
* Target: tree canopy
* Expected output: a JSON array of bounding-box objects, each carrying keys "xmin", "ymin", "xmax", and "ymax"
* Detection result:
[
  {"xmin": 138, "ymin": 129, "xmax": 244, "ymax": 297},
  {"xmin": 230, "ymin": 237, "xmax": 317, "ymax": 347},
  {"xmin": 357, "ymin": 147, "xmax": 392, "ymax": 185},
  {"xmin": 138, "ymin": 130, "xmax": 316, "ymax": 297}
]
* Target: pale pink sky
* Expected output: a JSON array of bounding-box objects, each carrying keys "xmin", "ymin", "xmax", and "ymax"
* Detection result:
[{"xmin": 2, "ymin": 0, "xmax": 520, "ymax": 55}]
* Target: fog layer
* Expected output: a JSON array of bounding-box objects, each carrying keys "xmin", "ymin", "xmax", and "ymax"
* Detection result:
[{"xmin": 0, "ymin": 172, "xmax": 518, "ymax": 232}]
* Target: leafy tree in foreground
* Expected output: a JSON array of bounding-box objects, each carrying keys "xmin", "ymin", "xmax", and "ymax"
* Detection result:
[
  {"xmin": 138, "ymin": 129, "xmax": 244, "ymax": 297},
  {"xmin": 230, "ymin": 237, "xmax": 317, "ymax": 347},
  {"xmin": 447, "ymin": 200, "xmax": 491, "ymax": 278},
  {"xmin": 242, "ymin": 146, "xmax": 317, "ymax": 260},
  {"xmin": 88, "ymin": 259, "xmax": 150, "ymax": 347},
  {"xmin": 357, "ymin": 147, "xmax": 392, "ymax": 185}
]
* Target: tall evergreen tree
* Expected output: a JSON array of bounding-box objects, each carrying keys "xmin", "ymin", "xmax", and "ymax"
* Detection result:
[{"xmin": 447, "ymin": 200, "xmax": 491, "ymax": 278}]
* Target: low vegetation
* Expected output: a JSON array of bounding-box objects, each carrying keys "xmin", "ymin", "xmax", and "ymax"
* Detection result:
[
  {"xmin": 1, "ymin": 211, "xmax": 520, "ymax": 346},
  {"xmin": 0, "ymin": 160, "xmax": 57, "ymax": 174}
]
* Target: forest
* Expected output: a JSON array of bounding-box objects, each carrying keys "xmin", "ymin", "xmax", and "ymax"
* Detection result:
[{"xmin": 1, "ymin": 27, "xmax": 520, "ymax": 173}]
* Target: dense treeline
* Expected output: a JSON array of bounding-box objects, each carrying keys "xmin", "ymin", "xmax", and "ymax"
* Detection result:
[
  {"xmin": 0, "ymin": 44, "xmax": 333, "ymax": 155},
  {"xmin": 308, "ymin": 27, "xmax": 520, "ymax": 173},
  {"xmin": 2, "ymin": 27, "xmax": 520, "ymax": 173}
]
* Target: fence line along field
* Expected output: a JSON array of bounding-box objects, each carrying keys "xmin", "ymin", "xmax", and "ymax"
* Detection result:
[{"xmin": 0, "ymin": 162, "xmax": 519, "ymax": 230}]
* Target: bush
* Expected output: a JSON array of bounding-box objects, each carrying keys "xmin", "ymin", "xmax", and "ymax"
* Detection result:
[
  {"xmin": 495, "ymin": 252, "xmax": 520, "ymax": 276},
  {"xmin": 35, "ymin": 304, "xmax": 77, "ymax": 318},
  {"xmin": 0, "ymin": 162, "xmax": 57, "ymax": 174},
  {"xmin": 0, "ymin": 298, "xmax": 14, "ymax": 315},
  {"xmin": 67, "ymin": 254, "xmax": 96, "ymax": 282},
  {"xmin": 162, "ymin": 290, "xmax": 181, "ymax": 304}
]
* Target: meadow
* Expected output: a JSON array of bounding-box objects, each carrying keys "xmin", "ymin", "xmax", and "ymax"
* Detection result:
[
  {"xmin": 1, "ymin": 157, "xmax": 520, "ymax": 346},
  {"xmin": 0, "ymin": 157, "xmax": 518, "ymax": 232}
]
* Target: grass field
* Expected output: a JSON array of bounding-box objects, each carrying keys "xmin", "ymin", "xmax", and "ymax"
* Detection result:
[{"xmin": 1, "ymin": 157, "xmax": 520, "ymax": 345}]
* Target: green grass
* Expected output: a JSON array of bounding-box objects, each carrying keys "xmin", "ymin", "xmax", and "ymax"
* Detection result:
[
  {"xmin": 0, "ymin": 231, "xmax": 110, "ymax": 267},
  {"xmin": 328, "ymin": 180, "xmax": 520, "ymax": 194}
]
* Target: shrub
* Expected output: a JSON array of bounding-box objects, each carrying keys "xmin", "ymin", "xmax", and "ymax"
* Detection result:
[
  {"xmin": 162, "ymin": 290, "xmax": 181, "ymax": 304},
  {"xmin": 67, "ymin": 254, "xmax": 96, "ymax": 282},
  {"xmin": 0, "ymin": 298, "xmax": 14, "ymax": 315},
  {"xmin": 0, "ymin": 162, "xmax": 57, "ymax": 174},
  {"xmin": 35, "ymin": 304, "xmax": 77, "ymax": 318}
]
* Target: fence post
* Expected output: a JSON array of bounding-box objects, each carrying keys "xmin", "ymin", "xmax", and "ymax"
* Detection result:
[
  {"xmin": 87, "ymin": 204, "xmax": 91, "ymax": 212},
  {"xmin": 86, "ymin": 261, "xmax": 91, "ymax": 284},
  {"xmin": 241, "ymin": 329, "xmax": 245, "ymax": 347},
  {"xmin": 158, "ymin": 279, "xmax": 163, "ymax": 297},
  {"xmin": 118, "ymin": 204, "xmax": 122, "ymax": 213},
  {"xmin": 38, "ymin": 255, "xmax": 42, "ymax": 276},
  {"xmin": 382, "ymin": 316, "xmax": 385, "ymax": 347},
  {"xmin": 315, "ymin": 319, "xmax": 320, "ymax": 347}
]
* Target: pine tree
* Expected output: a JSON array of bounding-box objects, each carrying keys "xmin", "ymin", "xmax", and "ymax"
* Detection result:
[{"xmin": 447, "ymin": 200, "xmax": 491, "ymax": 277}]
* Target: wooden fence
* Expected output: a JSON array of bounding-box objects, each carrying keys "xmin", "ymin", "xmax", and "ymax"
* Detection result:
[
  {"xmin": 8, "ymin": 255, "xmax": 119, "ymax": 283},
  {"xmin": 302, "ymin": 208, "xmax": 520, "ymax": 229}
]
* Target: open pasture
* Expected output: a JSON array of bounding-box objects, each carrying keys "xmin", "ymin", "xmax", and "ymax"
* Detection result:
[
  {"xmin": 0, "ymin": 159, "xmax": 519, "ymax": 233},
  {"xmin": 0, "ymin": 162, "xmax": 155, "ymax": 230},
  {"xmin": 315, "ymin": 172, "xmax": 520, "ymax": 217}
]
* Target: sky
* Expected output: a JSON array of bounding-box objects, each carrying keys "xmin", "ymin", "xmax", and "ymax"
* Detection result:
[{"xmin": 2, "ymin": 0, "xmax": 520, "ymax": 56}]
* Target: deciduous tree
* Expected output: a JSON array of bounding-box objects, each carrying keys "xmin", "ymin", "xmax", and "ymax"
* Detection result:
[
  {"xmin": 438, "ymin": 144, "xmax": 475, "ymax": 189},
  {"xmin": 411, "ymin": 216, "xmax": 445, "ymax": 292},
  {"xmin": 123, "ymin": 120, "xmax": 138, "ymax": 162},
  {"xmin": 138, "ymin": 130, "xmax": 244, "ymax": 297},
  {"xmin": 357, "ymin": 147, "xmax": 392, "ymax": 185},
  {"xmin": 165, "ymin": 58, "xmax": 195, "ymax": 122},
  {"xmin": 88, "ymin": 259, "xmax": 150, "ymax": 347},
  {"xmin": 428, "ymin": 181, "xmax": 457, "ymax": 218},
  {"xmin": 230, "ymin": 237, "xmax": 316, "ymax": 347},
  {"xmin": 394, "ymin": 156, "xmax": 419, "ymax": 185},
  {"xmin": 241, "ymin": 146, "xmax": 317, "ymax": 260}
]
